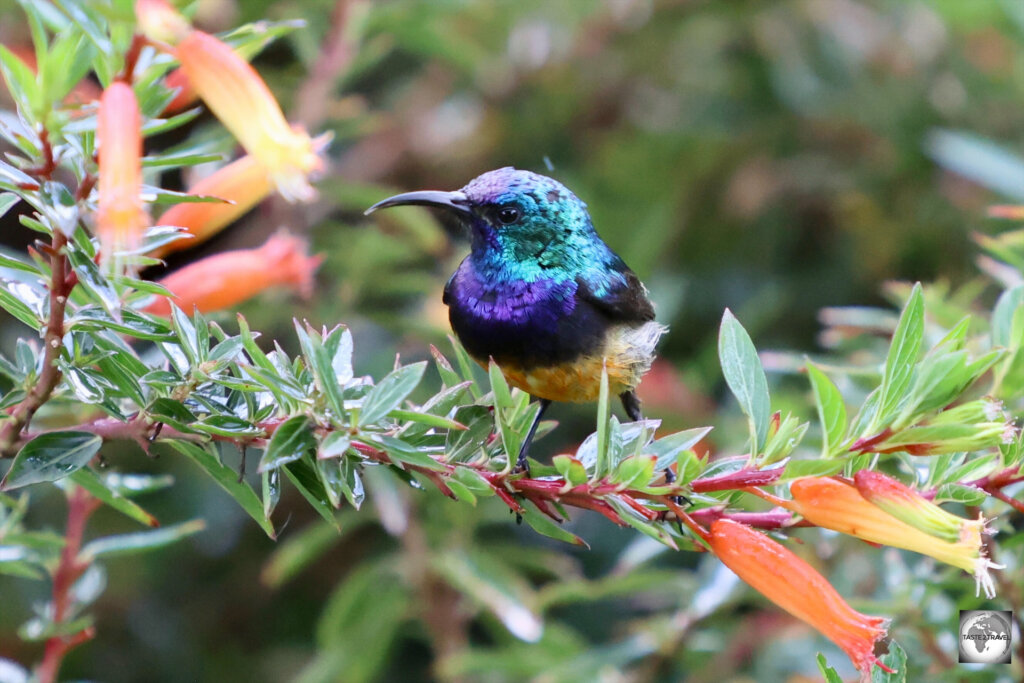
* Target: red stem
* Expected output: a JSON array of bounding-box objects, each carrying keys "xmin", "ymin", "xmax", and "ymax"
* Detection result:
[
  {"xmin": 0, "ymin": 229, "xmax": 71, "ymax": 456},
  {"xmin": 36, "ymin": 487, "xmax": 100, "ymax": 683}
]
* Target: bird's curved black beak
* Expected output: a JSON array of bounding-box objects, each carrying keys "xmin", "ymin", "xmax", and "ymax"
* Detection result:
[{"xmin": 364, "ymin": 190, "xmax": 472, "ymax": 217}]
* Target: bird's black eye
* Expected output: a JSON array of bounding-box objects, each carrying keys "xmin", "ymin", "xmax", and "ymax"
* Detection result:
[{"xmin": 496, "ymin": 206, "xmax": 520, "ymax": 225}]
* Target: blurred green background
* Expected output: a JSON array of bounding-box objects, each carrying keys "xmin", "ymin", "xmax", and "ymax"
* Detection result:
[{"xmin": 1, "ymin": 0, "xmax": 1023, "ymax": 681}]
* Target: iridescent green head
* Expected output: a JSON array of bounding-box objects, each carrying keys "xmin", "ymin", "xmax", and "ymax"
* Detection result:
[{"xmin": 366, "ymin": 167, "xmax": 615, "ymax": 275}]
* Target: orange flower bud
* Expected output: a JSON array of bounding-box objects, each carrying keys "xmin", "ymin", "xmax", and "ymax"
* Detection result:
[
  {"xmin": 174, "ymin": 30, "xmax": 326, "ymax": 202},
  {"xmin": 145, "ymin": 232, "xmax": 322, "ymax": 315},
  {"xmin": 853, "ymin": 470, "xmax": 987, "ymax": 545},
  {"xmin": 789, "ymin": 477, "xmax": 1000, "ymax": 597},
  {"xmin": 709, "ymin": 519, "xmax": 891, "ymax": 680},
  {"xmin": 96, "ymin": 81, "xmax": 146, "ymax": 275},
  {"xmin": 151, "ymin": 155, "xmax": 272, "ymax": 258},
  {"xmin": 135, "ymin": 0, "xmax": 191, "ymax": 45},
  {"xmin": 988, "ymin": 205, "xmax": 1024, "ymax": 220}
]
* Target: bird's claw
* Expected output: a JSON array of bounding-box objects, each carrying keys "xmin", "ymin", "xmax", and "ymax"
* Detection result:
[{"xmin": 513, "ymin": 454, "xmax": 532, "ymax": 478}]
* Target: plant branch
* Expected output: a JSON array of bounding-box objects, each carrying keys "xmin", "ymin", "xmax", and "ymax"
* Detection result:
[
  {"xmin": 0, "ymin": 229, "xmax": 72, "ymax": 456},
  {"xmin": 36, "ymin": 486, "xmax": 100, "ymax": 683},
  {"xmin": 293, "ymin": 0, "xmax": 358, "ymax": 130}
]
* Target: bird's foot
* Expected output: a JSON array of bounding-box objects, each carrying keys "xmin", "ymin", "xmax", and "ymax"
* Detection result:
[
  {"xmin": 661, "ymin": 467, "xmax": 691, "ymax": 531},
  {"xmin": 513, "ymin": 450, "xmax": 532, "ymax": 478}
]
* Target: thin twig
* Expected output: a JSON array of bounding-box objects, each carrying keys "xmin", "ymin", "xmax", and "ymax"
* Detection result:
[
  {"xmin": 293, "ymin": 0, "xmax": 357, "ymax": 130},
  {"xmin": 0, "ymin": 229, "xmax": 71, "ymax": 456},
  {"xmin": 35, "ymin": 486, "xmax": 100, "ymax": 683}
]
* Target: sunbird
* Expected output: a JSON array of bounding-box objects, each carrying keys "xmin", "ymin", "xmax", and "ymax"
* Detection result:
[{"xmin": 366, "ymin": 167, "xmax": 667, "ymax": 472}]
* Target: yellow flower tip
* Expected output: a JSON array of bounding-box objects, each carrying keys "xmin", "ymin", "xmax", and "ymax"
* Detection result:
[
  {"xmin": 709, "ymin": 519, "xmax": 892, "ymax": 679},
  {"xmin": 174, "ymin": 31, "xmax": 328, "ymax": 203},
  {"xmin": 97, "ymin": 81, "xmax": 146, "ymax": 275},
  {"xmin": 152, "ymin": 154, "xmax": 273, "ymax": 258},
  {"xmin": 853, "ymin": 470, "xmax": 967, "ymax": 542},
  {"xmin": 263, "ymin": 127, "xmax": 331, "ymax": 204},
  {"xmin": 145, "ymin": 231, "xmax": 322, "ymax": 316},
  {"xmin": 791, "ymin": 476, "xmax": 1001, "ymax": 597},
  {"xmin": 135, "ymin": 0, "xmax": 191, "ymax": 45}
]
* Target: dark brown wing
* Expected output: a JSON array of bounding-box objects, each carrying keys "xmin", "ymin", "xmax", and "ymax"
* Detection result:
[{"xmin": 575, "ymin": 269, "xmax": 655, "ymax": 323}]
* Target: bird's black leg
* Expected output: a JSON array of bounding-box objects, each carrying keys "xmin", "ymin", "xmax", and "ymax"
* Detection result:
[
  {"xmin": 621, "ymin": 391, "xmax": 687, "ymax": 512},
  {"xmin": 515, "ymin": 398, "xmax": 551, "ymax": 476},
  {"xmin": 620, "ymin": 391, "xmax": 643, "ymax": 422}
]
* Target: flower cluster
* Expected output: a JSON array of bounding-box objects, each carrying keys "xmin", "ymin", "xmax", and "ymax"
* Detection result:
[
  {"xmin": 90, "ymin": 0, "xmax": 326, "ymax": 312},
  {"xmin": 788, "ymin": 476, "xmax": 1000, "ymax": 598}
]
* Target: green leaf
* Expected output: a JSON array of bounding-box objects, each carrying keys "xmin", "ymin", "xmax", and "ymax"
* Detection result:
[
  {"xmin": 259, "ymin": 415, "xmax": 316, "ymax": 472},
  {"xmin": 358, "ymin": 362, "xmax": 426, "ymax": 426},
  {"xmin": 487, "ymin": 361, "xmax": 520, "ymax": 470},
  {"xmin": 193, "ymin": 415, "xmax": 262, "ymax": 438},
  {"xmin": 388, "ymin": 409, "xmax": 465, "ymax": 431},
  {"xmin": 933, "ymin": 483, "xmax": 987, "ymax": 506},
  {"xmin": 262, "ymin": 468, "xmax": 280, "ymax": 520},
  {"xmin": 806, "ymin": 361, "xmax": 847, "ymax": 456},
  {"xmin": 69, "ymin": 469, "xmax": 160, "ymax": 528},
  {"xmin": 372, "ymin": 434, "xmax": 446, "ymax": 471},
  {"xmin": 164, "ymin": 440, "xmax": 275, "ymax": 538},
  {"xmin": 318, "ymin": 432, "xmax": 351, "ymax": 460},
  {"xmin": 261, "ymin": 517, "xmax": 365, "ymax": 588},
  {"xmin": 430, "ymin": 344, "xmax": 461, "ymax": 388},
  {"xmin": 816, "ymin": 654, "xmax": 844, "ymax": 683},
  {"xmin": 553, "ymin": 455, "xmax": 588, "ymax": 487},
  {"xmin": 520, "ymin": 506, "xmax": 588, "ymax": 547},
  {"xmin": 873, "ymin": 283, "xmax": 924, "ymax": 430},
  {"xmin": 432, "ymin": 550, "xmax": 543, "ymax": 642},
  {"xmin": 294, "ymin": 321, "xmax": 347, "ymax": 419},
  {"xmin": 940, "ymin": 453, "xmax": 999, "ymax": 486},
  {"xmin": 612, "ymin": 454, "xmax": 658, "ymax": 490},
  {"xmin": 0, "ymin": 193, "xmax": 20, "ymax": 222},
  {"xmin": 445, "ymin": 406, "xmax": 493, "ymax": 463},
  {"xmin": 0, "ymin": 284, "xmax": 42, "ymax": 328},
  {"xmin": 170, "ymin": 305, "xmax": 200, "ymax": 366},
  {"xmin": 449, "ymin": 335, "xmax": 482, "ymax": 398},
  {"xmin": 0, "ymin": 44, "xmax": 40, "ymax": 120},
  {"xmin": 719, "ymin": 309, "xmax": 771, "ymax": 453},
  {"xmin": 872, "ymin": 640, "xmax": 907, "ymax": 682},
  {"xmin": 79, "ymin": 519, "xmax": 206, "ymax": 561},
  {"xmin": 595, "ymin": 364, "xmax": 611, "ymax": 477},
  {"xmin": 780, "ymin": 459, "xmax": 844, "ymax": 480},
  {"xmin": 1, "ymin": 432, "xmax": 102, "ymax": 489},
  {"xmin": 606, "ymin": 496, "xmax": 678, "ymax": 550},
  {"xmin": 648, "ymin": 426, "xmax": 712, "ymax": 472},
  {"xmin": 284, "ymin": 458, "xmax": 341, "ymax": 529},
  {"xmin": 146, "ymin": 398, "xmax": 198, "ymax": 433},
  {"xmin": 312, "ymin": 560, "xmax": 410, "ymax": 681},
  {"xmin": 993, "ymin": 285, "xmax": 1024, "ymax": 348}
]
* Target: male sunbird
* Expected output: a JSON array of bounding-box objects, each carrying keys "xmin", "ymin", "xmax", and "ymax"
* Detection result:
[{"xmin": 366, "ymin": 168, "xmax": 666, "ymax": 472}]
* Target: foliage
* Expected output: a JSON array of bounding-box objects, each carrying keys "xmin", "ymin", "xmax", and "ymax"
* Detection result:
[{"xmin": 0, "ymin": 1, "xmax": 1021, "ymax": 682}]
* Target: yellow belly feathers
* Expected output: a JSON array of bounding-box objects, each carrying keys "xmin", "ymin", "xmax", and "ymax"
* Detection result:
[{"xmin": 479, "ymin": 321, "xmax": 667, "ymax": 402}]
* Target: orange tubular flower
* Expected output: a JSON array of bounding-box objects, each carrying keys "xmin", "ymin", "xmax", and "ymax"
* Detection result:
[
  {"xmin": 709, "ymin": 519, "xmax": 891, "ymax": 680},
  {"xmin": 789, "ymin": 477, "xmax": 1001, "ymax": 597},
  {"xmin": 145, "ymin": 232, "xmax": 322, "ymax": 316},
  {"xmin": 853, "ymin": 470, "xmax": 987, "ymax": 545},
  {"xmin": 174, "ymin": 30, "xmax": 326, "ymax": 202},
  {"xmin": 96, "ymin": 81, "xmax": 146, "ymax": 274},
  {"xmin": 151, "ymin": 155, "xmax": 273, "ymax": 258},
  {"xmin": 988, "ymin": 205, "xmax": 1024, "ymax": 220},
  {"xmin": 161, "ymin": 67, "xmax": 197, "ymax": 115},
  {"xmin": 135, "ymin": 0, "xmax": 191, "ymax": 45}
]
